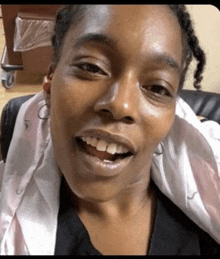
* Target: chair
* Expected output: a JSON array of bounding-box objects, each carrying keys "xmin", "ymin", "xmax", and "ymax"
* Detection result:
[
  {"xmin": 180, "ymin": 90, "xmax": 220, "ymax": 123},
  {"xmin": 0, "ymin": 94, "xmax": 34, "ymax": 162},
  {"xmin": 0, "ymin": 90, "xmax": 220, "ymax": 162}
]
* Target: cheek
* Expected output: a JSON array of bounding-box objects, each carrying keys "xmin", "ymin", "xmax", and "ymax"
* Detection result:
[
  {"xmin": 140, "ymin": 100, "xmax": 176, "ymax": 150},
  {"xmin": 50, "ymin": 75, "xmax": 95, "ymax": 136}
]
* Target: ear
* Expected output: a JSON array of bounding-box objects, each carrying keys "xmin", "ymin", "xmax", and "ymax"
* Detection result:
[
  {"xmin": 43, "ymin": 66, "xmax": 54, "ymax": 108},
  {"xmin": 42, "ymin": 74, "xmax": 52, "ymax": 93},
  {"xmin": 43, "ymin": 65, "xmax": 54, "ymax": 92}
]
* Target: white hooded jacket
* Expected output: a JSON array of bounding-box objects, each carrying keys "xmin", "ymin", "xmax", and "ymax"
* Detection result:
[{"xmin": 0, "ymin": 91, "xmax": 220, "ymax": 255}]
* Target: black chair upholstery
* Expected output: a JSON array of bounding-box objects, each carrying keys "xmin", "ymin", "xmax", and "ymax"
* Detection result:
[
  {"xmin": 0, "ymin": 90, "xmax": 220, "ymax": 162},
  {"xmin": 180, "ymin": 90, "xmax": 220, "ymax": 124},
  {"xmin": 0, "ymin": 94, "xmax": 34, "ymax": 162}
]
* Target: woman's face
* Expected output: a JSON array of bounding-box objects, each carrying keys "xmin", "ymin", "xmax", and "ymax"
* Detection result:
[{"xmin": 49, "ymin": 5, "xmax": 183, "ymax": 202}]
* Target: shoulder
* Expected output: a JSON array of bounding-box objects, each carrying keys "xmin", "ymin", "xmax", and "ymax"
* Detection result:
[{"xmin": 151, "ymin": 181, "xmax": 220, "ymax": 255}]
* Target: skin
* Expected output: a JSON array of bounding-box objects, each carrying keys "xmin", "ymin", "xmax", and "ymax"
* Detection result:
[{"xmin": 44, "ymin": 5, "xmax": 183, "ymax": 254}]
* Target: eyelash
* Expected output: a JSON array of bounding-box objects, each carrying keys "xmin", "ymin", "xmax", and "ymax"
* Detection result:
[
  {"xmin": 143, "ymin": 84, "xmax": 172, "ymax": 97},
  {"xmin": 75, "ymin": 62, "xmax": 108, "ymax": 76},
  {"xmin": 73, "ymin": 62, "xmax": 173, "ymax": 97}
]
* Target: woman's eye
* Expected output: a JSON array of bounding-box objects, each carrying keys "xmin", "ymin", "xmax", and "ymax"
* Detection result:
[
  {"xmin": 145, "ymin": 84, "xmax": 171, "ymax": 97},
  {"xmin": 77, "ymin": 63, "xmax": 107, "ymax": 75}
]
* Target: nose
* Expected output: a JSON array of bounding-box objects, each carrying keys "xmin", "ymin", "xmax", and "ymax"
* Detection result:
[{"xmin": 94, "ymin": 71, "xmax": 139, "ymax": 123}]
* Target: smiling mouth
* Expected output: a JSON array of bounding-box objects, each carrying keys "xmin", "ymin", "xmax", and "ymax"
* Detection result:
[{"xmin": 76, "ymin": 137, "xmax": 133, "ymax": 162}]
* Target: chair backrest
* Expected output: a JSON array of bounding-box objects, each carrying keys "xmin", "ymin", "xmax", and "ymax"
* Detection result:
[
  {"xmin": 0, "ymin": 94, "xmax": 34, "ymax": 162},
  {"xmin": 179, "ymin": 90, "xmax": 220, "ymax": 124},
  {"xmin": 0, "ymin": 90, "xmax": 220, "ymax": 162}
]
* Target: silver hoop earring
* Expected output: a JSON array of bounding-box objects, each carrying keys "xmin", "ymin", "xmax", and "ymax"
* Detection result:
[
  {"xmin": 38, "ymin": 103, "xmax": 50, "ymax": 120},
  {"xmin": 154, "ymin": 142, "xmax": 164, "ymax": 156}
]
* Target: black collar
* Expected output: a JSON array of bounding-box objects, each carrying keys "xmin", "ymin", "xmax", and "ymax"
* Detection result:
[{"xmin": 55, "ymin": 178, "xmax": 218, "ymax": 255}]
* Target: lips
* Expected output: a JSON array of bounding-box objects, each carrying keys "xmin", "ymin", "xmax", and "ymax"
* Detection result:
[
  {"xmin": 72, "ymin": 130, "xmax": 137, "ymax": 178},
  {"xmin": 76, "ymin": 137, "xmax": 132, "ymax": 161},
  {"xmin": 75, "ymin": 129, "xmax": 136, "ymax": 162}
]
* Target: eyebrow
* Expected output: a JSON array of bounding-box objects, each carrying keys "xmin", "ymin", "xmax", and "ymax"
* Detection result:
[
  {"xmin": 74, "ymin": 33, "xmax": 117, "ymax": 50},
  {"xmin": 150, "ymin": 53, "xmax": 182, "ymax": 76},
  {"xmin": 74, "ymin": 33, "xmax": 182, "ymax": 76}
]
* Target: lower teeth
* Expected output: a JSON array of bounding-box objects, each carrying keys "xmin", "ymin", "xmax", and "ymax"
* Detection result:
[{"xmin": 103, "ymin": 159, "xmax": 113, "ymax": 163}]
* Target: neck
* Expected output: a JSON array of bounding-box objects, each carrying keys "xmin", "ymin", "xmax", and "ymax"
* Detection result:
[{"xmin": 77, "ymin": 174, "xmax": 153, "ymax": 221}]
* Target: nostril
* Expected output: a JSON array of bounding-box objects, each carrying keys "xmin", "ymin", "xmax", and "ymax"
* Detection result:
[
  {"xmin": 99, "ymin": 109, "xmax": 112, "ymax": 117},
  {"xmin": 124, "ymin": 116, "xmax": 134, "ymax": 123},
  {"xmin": 101, "ymin": 109, "xmax": 110, "ymax": 113},
  {"xmin": 97, "ymin": 109, "xmax": 134, "ymax": 123}
]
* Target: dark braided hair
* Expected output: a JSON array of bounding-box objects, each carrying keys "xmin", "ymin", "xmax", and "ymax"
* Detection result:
[
  {"xmin": 51, "ymin": 5, "xmax": 206, "ymax": 91},
  {"xmin": 169, "ymin": 5, "xmax": 206, "ymax": 91}
]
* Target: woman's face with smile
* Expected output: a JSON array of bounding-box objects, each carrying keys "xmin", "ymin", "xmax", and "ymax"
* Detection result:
[{"xmin": 49, "ymin": 5, "xmax": 183, "ymax": 202}]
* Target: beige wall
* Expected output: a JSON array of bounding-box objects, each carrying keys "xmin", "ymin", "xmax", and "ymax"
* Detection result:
[{"xmin": 184, "ymin": 5, "xmax": 220, "ymax": 93}]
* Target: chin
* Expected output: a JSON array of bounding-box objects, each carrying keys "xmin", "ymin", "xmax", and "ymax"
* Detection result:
[{"xmin": 64, "ymin": 171, "xmax": 124, "ymax": 204}]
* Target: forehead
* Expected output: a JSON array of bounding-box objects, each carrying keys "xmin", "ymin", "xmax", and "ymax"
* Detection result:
[
  {"xmin": 84, "ymin": 5, "xmax": 179, "ymax": 31},
  {"xmin": 72, "ymin": 5, "xmax": 181, "ymax": 40},
  {"xmin": 64, "ymin": 5, "xmax": 183, "ymax": 69}
]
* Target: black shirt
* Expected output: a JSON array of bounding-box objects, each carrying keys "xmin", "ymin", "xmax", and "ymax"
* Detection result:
[{"xmin": 55, "ymin": 178, "xmax": 220, "ymax": 255}]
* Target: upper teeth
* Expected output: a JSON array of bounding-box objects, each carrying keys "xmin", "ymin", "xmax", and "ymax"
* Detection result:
[{"xmin": 81, "ymin": 136, "xmax": 129, "ymax": 155}]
